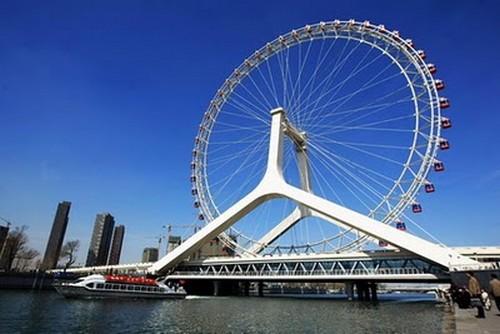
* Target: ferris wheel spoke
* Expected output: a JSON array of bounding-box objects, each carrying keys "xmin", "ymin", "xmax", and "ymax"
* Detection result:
[
  {"xmin": 218, "ymin": 107, "xmax": 270, "ymax": 126},
  {"xmin": 312, "ymin": 148, "xmax": 377, "ymax": 211},
  {"xmin": 287, "ymin": 37, "xmax": 336, "ymax": 123},
  {"xmin": 308, "ymin": 140, "xmax": 396, "ymax": 183},
  {"xmin": 309, "ymin": 141, "xmax": 386, "ymax": 205},
  {"xmin": 317, "ymin": 137, "xmax": 405, "ymax": 166},
  {"xmin": 211, "ymin": 141, "xmax": 268, "ymax": 206},
  {"xmin": 211, "ymin": 120, "xmax": 268, "ymax": 133},
  {"xmin": 303, "ymin": 83, "xmax": 411, "ymax": 129},
  {"xmin": 292, "ymin": 37, "xmax": 358, "ymax": 123},
  {"xmin": 227, "ymin": 89, "xmax": 271, "ymax": 121},
  {"xmin": 311, "ymin": 136, "xmax": 409, "ymax": 150},
  {"xmin": 319, "ymin": 113, "xmax": 415, "ymax": 137},
  {"xmin": 208, "ymin": 136, "xmax": 267, "ymax": 166},
  {"xmin": 307, "ymin": 68, "xmax": 406, "ymax": 129},
  {"xmin": 241, "ymin": 68, "xmax": 279, "ymax": 112},
  {"xmin": 302, "ymin": 54, "xmax": 398, "ymax": 127},
  {"xmin": 300, "ymin": 43, "xmax": 383, "ymax": 127},
  {"xmin": 309, "ymin": 157, "xmax": 349, "ymax": 238}
]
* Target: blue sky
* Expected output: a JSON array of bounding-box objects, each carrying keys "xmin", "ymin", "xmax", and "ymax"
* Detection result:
[{"xmin": 0, "ymin": 0, "xmax": 499, "ymax": 265}]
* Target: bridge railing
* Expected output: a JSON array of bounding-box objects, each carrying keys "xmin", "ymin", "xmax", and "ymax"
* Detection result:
[{"xmin": 169, "ymin": 267, "xmax": 439, "ymax": 277}]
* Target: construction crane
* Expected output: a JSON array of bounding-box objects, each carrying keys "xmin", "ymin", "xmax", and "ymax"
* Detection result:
[
  {"xmin": 162, "ymin": 224, "xmax": 201, "ymax": 256},
  {"xmin": 145, "ymin": 224, "xmax": 201, "ymax": 257}
]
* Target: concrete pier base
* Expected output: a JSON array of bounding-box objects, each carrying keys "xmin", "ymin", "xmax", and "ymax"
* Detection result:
[
  {"xmin": 369, "ymin": 283, "xmax": 378, "ymax": 301},
  {"xmin": 345, "ymin": 282, "xmax": 354, "ymax": 301},
  {"xmin": 257, "ymin": 282, "xmax": 264, "ymax": 297},
  {"xmin": 355, "ymin": 282, "xmax": 371, "ymax": 301}
]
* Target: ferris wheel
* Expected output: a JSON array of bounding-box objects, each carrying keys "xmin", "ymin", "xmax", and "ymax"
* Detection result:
[{"xmin": 189, "ymin": 19, "xmax": 451, "ymax": 256}]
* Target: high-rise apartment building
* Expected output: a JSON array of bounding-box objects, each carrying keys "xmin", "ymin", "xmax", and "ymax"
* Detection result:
[
  {"xmin": 107, "ymin": 225, "xmax": 125, "ymax": 265},
  {"xmin": 86, "ymin": 213, "xmax": 115, "ymax": 267},
  {"xmin": 41, "ymin": 201, "xmax": 71, "ymax": 270},
  {"xmin": 0, "ymin": 225, "xmax": 9, "ymax": 255},
  {"xmin": 142, "ymin": 247, "xmax": 159, "ymax": 262},
  {"xmin": 0, "ymin": 225, "xmax": 10, "ymax": 270}
]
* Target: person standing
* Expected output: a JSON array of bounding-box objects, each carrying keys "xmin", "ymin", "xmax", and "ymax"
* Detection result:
[
  {"xmin": 466, "ymin": 272, "xmax": 485, "ymax": 318},
  {"xmin": 490, "ymin": 274, "xmax": 500, "ymax": 313}
]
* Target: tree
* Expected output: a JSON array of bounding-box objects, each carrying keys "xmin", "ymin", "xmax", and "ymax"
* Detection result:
[
  {"xmin": 0, "ymin": 225, "xmax": 29, "ymax": 271},
  {"xmin": 60, "ymin": 240, "xmax": 80, "ymax": 271},
  {"xmin": 12, "ymin": 248, "xmax": 40, "ymax": 271}
]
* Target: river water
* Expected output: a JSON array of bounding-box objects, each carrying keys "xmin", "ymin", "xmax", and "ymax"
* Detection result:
[{"xmin": 0, "ymin": 291, "xmax": 454, "ymax": 333}]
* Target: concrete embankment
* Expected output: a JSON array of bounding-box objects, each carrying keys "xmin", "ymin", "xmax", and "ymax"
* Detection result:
[
  {"xmin": 0, "ymin": 272, "xmax": 54, "ymax": 290},
  {"xmin": 454, "ymin": 305, "xmax": 500, "ymax": 333}
]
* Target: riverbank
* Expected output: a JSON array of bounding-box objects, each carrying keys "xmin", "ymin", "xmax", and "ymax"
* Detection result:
[
  {"xmin": 454, "ymin": 304, "xmax": 500, "ymax": 333},
  {"xmin": 0, "ymin": 272, "xmax": 54, "ymax": 289}
]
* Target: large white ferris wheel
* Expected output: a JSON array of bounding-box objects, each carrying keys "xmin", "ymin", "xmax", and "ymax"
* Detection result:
[{"xmin": 190, "ymin": 19, "xmax": 451, "ymax": 256}]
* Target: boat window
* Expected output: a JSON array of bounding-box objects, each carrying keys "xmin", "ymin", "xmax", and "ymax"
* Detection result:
[
  {"xmin": 141, "ymin": 287, "xmax": 147, "ymax": 291},
  {"xmin": 97, "ymin": 283, "xmax": 104, "ymax": 289},
  {"xmin": 86, "ymin": 283, "xmax": 94, "ymax": 288},
  {"xmin": 127, "ymin": 285, "xmax": 134, "ymax": 291},
  {"xmin": 120, "ymin": 285, "xmax": 126, "ymax": 290},
  {"xmin": 105, "ymin": 284, "xmax": 111, "ymax": 289},
  {"xmin": 134, "ymin": 286, "xmax": 140, "ymax": 291},
  {"xmin": 112, "ymin": 284, "xmax": 119, "ymax": 290}
]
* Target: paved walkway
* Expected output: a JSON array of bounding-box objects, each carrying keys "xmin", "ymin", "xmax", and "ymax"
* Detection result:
[{"xmin": 454, "ymin": 305, "xmax": 500, "ymax": 333}]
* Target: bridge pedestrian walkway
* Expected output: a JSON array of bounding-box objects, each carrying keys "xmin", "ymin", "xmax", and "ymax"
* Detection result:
[{"xmin": 454, "ymin": 305, "xmax": 500, "ymax": 333}]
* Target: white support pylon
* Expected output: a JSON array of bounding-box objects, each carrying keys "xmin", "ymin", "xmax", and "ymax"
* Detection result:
[{"xmin": 149, "ymin": 108, "xmax": 478, "ymax": 274}]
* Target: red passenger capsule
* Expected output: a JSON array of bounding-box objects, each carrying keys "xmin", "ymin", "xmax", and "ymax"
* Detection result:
[
  {"xmin": 439, "ymin": 139, "xmax": 450, "ymax": 150},
  {"xmin": 441, "ymin": 117, "xmax": 452, "ymax": 129},
  {"xmin": 435, "ymin": 80, "xmax": 445, "ymax": 90},
  {"xmin": 412, "ymin": 204, "xmax": 422, "ymax": 213},
  {"xmin": 425, "ymin": 183, "xmax": 435, "ymax": 193},
  {"xmin": 439, "ymin": 97, "xmax": 450, "ymax": 109},
  {"xmin": 434, "ymin": 161, "xmax": 445, "ymax": 172},
  {"xmin": 427, "ymin": 63, "xmax": 437, "ymax": 74},
  {"xmin": 396, "ymin": 221, "xmax": 407, "ymax": 230}
]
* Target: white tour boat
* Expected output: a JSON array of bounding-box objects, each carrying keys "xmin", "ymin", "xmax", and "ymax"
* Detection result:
[{"xmin": 54, "ymin": 274, "xmax": 186, "ymax": 299}]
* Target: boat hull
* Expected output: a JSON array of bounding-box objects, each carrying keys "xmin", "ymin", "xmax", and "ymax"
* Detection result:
[{"xmin": 54, "ymin": 284, "xmax": 186, "ymax": 300}]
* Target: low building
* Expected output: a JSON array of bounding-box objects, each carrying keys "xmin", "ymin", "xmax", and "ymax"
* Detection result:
[
  {"xmin": 142, "ymin": 247, "xmax": 159, "ymax": 262},
  {"xmin": 167, "ymin": 235, "xmax": 182, "ymax": 253},
  {"xmin": 190, "ymin": 236, "xmax": 236, "ymax": 260}
]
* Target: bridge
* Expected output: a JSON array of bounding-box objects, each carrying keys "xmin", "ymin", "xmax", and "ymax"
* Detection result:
[{"xmin": 58, "ymin": 247, "xmax": 500, "ymax": 281}]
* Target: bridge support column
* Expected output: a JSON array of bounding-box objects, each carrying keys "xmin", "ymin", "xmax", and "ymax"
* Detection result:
[
  {"xmin": 240, "ymin": 281, "xmax": 250, "ymax": 296},
  {"xmin": 345, "ymin": 282, "xmax": 354, "ymax": 301},
  {"xmin": 213, "ymin": 281, "xmax": 221, "ymax": 296},
  {"xmin": 356, "ymin": 282, "xmax": 371, "ymax": 301},
  {"xmin": 257, "ymin": 282, "xmax": 264, "ymax": 297},
  {"xmin": 369, "ymin": 283, "xmax": 378, "ymax": 301}
]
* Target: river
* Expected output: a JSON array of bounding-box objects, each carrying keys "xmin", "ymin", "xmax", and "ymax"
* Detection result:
[{"xmin": 0, "ymin": 291, "xmax": 454, "ymax": 333}]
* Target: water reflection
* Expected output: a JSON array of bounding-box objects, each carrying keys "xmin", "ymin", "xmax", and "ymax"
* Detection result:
[{"xmin": 0, "ymin": 291, "xmax": 451, "ymax": 333}]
